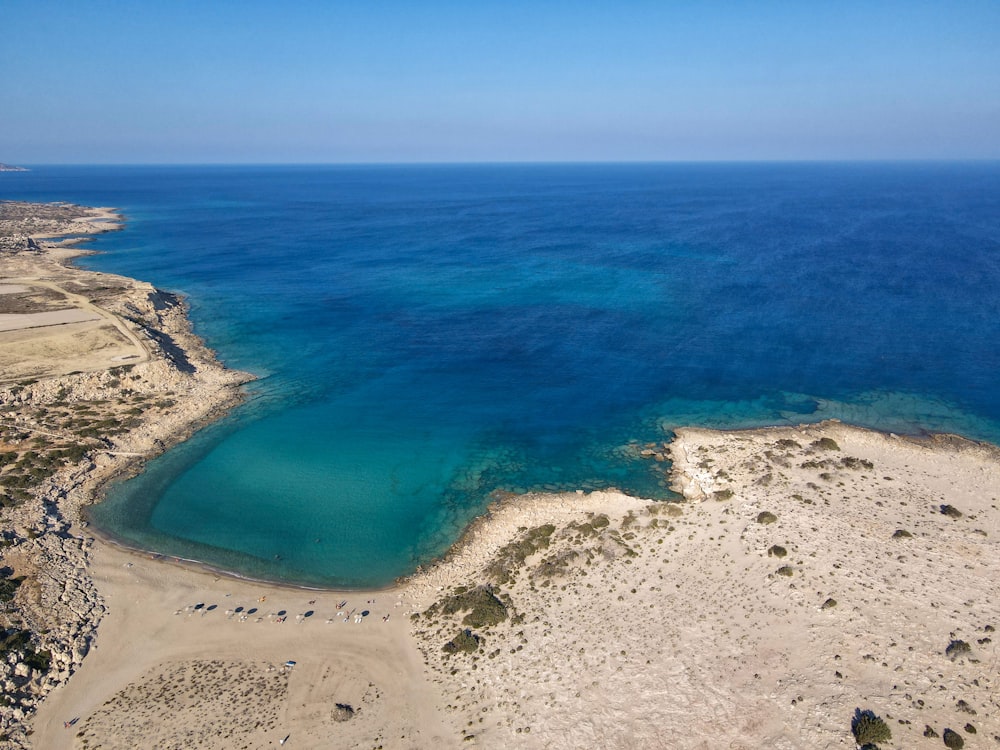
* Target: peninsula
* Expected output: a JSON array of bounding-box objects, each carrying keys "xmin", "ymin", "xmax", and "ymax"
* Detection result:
[{"xmin": 1, "ymin": 201, "xmax": 997, "ymax": 749}]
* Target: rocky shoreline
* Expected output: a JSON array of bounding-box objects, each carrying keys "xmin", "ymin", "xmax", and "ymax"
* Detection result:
[{"xmin": 0, "ymin": 201, "xmax": 250, "ymax": 747}]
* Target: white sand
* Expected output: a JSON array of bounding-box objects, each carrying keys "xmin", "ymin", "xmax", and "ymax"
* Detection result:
[{"xmin": 31, "ymin": 544, "xmax": 451, "ymax": 750}]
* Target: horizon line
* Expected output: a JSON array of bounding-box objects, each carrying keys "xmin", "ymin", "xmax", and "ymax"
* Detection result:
[{"xmin": 6, "ymin": 157, "xmax": 1000, "ymax": 168}]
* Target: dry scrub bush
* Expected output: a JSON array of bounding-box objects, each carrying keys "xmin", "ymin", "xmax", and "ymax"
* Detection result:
[{"xmin": 851, "ymin": 708, "xmax": 891, "ymax": 746}]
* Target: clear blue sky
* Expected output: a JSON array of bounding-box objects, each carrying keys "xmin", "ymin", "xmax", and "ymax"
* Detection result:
[{"xmin": 2, "ymin": 0, "xmax": 999, "ymax": 163}]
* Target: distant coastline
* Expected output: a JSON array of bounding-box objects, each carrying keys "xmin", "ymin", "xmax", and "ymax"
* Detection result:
[{"xmin": 0, "ymin": 163, "xmax": 29, "ymax": 172}]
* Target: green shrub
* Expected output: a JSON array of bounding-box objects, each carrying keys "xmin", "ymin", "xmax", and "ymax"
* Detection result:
[
  {"xmin": 812, "ymin": 437, "xmax": 840, "ymax": 451},
  {"xmin": 892, "ymin": 529, "xmax": 912, "ymax": 539},
  {"xmin": 945, "ymin": 640, "xmax": 971, "ymax": 659},
  {"xmin": 0, "ymin": 629, "xmax": 49, "ymax": 671},
  {"xmin": 776, "ymin": 566, "xmax": 794, "ymax": 577},
  {"xmin": 940, "ymin": 504, "xmax": 963, "ymax": 518},
  {"xmin": 713, "ymin": 489, "xmax": 733, "ymax": 500},
  {"xmin": 956, "ymin": 699, "xmax": 976, "ymax": 715},
  {"xmin": 486, "ymin": 525, "xmax": 555, "ymax": 584},
  {"xmin": 534, "ymin": 549, "xmax": 580, "ymax": 579},
  {"xmin": 841, "ymin": 456, "xmax": 874, "ymax": 470},
  {"xmin": 590, "ymin": 514, "xmax": 609, "ymax": 529},
  {"xmin": 332, "ymin": 703, "xmax": 355, "ymax": 721},
  {"xmin": 942, "ymin": 728, "xmax": 964, "ymax": 749},
  {"xmin": 756, "ymin": 511, "xmax": 777, "ymax": 525},
  {"xmin": 569, "ymin": 515, "xmax": 610, "ymax": 538},
  {"xmin": 821, "ymin": 598, "xmax": 838, "ymax": 609},
  {"xmin": 443, "ymin": 629, "xmax": 481, "ymax": 654},
  {"xmin": 440, "ymin": 586, "xmax": 508, "ymax": 628},
  {"xmin": 23, "ymin": 648, "xmax": 51, "ymax": 672},
  {"xmin": 851, "ymin": 708, "xmax": 891, "ymax": 745},
  {"xmin": 768, "ymin": 545, "xmax": 787, "ymax": 558},
  {"xmin": 0, "ymin": 628, "xmax": 31, "ymax": 657},
  {"xmin": 0, "ymin": 573, "xmax": 24, "ymax": 603}
]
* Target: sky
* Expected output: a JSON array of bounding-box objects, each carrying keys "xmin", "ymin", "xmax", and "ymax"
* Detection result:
[{"xmin": 2, "ymin": 1, "xmax": 999, "ymax": 163}]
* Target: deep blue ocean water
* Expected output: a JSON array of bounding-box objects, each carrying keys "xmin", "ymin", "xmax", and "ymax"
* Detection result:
[{"xmin": 3, "ymin": 164, "xmax": 999, "ymax": 587}]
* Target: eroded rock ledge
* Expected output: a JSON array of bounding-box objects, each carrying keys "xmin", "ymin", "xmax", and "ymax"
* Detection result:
[{"xmin": 0, "ymin": 201, "xmax": 250, "ymax": 747}]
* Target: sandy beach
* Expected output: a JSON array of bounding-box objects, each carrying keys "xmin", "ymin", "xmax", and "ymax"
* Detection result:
[
  {"xmin": 2, "ymin": 201, "xmax": 998, "ymax": 749},
  {"xmin": 27, "ymin": 424, "xmax": 1000, "ymax": 749}
]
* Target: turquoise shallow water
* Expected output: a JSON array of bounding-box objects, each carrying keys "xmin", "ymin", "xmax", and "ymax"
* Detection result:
[{"xmin": 3, "ymin": 163, "xmax": 999, "ymax": 586}]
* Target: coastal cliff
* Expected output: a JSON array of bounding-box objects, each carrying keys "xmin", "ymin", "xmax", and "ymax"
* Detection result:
[{"xmin": 0, "ymin": 201, "xmax": 250, "ymax": 747}]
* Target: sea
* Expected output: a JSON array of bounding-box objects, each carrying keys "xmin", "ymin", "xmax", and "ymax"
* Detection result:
[{"xmin": 2, "ymin": 163, "xmax": 999, "ymax": 587}]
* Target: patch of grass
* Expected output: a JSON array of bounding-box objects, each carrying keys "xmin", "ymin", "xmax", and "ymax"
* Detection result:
[
  {"xmin": 756, "ymin": 511, "xmax": 777, "ymax": 525},
  {"xmin": 485, "ymin": 524, "xmax": 555, "ymax": 584},
  {"xmin": 568, "ymin": 514, "xmax": 610, "ymax": 539},
  {"xmin": 443, "ymin": 629, "xmax": 481, "ymax": 654},
  {"xmin": 776, "ymin": 566, "xmax": 794, "ymax": 577},
  {"xmin": 439, "ymin": 586, "xmax": 508, "ymax": 628},
  {"xmin": 851, "ymin": 708, "xmax": 891, "ymax": 746},
  {"xmin": 767, "ymin": 545, "xmax": 787, "ymax": 558},
  {"xmin": 800, "ymin": 459, "xmax": 832, "ymax": 470},
  {"xmin": 534, "ymin": 549, "xmax": 580, "ymax": 579},
  {"xmin": 841, "ymin": 456, "xmax": 874, "ymax": 470},
  {"xmin": 713, "ymin": 489, "xmax": 733, "ymax": 500},
  {"xmin": 812, "ymin": 437, "xmax": 840, "ymax": 451}
]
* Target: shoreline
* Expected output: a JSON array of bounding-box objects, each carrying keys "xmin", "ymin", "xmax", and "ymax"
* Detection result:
[
  {"xmin": 1, "ymin": 200, "xmax": 998, "ymax": 747},
  {"xmin": 0, "ymin": 200, "xmax": 253, "ymax": 746},
  {"xmin": 31, "ymin": 418, "xmax": 1000, "ymax": 749}
]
